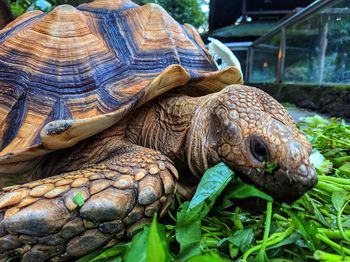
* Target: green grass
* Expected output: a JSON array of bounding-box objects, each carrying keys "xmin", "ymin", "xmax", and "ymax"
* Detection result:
[{"xmin": 78, "ymin": 115, "xmax": 350, "ymax": 262}]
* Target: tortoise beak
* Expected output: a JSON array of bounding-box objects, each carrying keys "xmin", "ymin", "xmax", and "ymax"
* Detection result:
[
  {"xmin": 262, "ymin": 165, "xmax": 318, "ymax": 203},
  {"xmin": 236, "ymin": 163, "xmax": 318, "ymax": 204}
]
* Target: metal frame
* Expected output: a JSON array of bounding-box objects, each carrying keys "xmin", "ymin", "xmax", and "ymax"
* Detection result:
[
  {"xmin": 224, "ymin": 41, "xmax": 252, "ymax": 51},
  {"xmin": 252, "ymin": 0, "xmax": 340, "ymax": 47},
  {"xmin": 276, "ymin": 27, "xmax": 286, "ymax": 83},
  {"xmin": 247, "ymin": 0, "xmax": 343, "ymax": 83}
]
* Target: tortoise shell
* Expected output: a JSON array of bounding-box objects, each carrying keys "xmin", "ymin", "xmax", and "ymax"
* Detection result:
[{"xmin": 0, "ymin": 0, "xmax": 242, "ymax": 171}]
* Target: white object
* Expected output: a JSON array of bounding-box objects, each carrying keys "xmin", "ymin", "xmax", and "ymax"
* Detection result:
[{"xmin": 208, "ymin": 37, "xmax": 243, "ymax": 79}]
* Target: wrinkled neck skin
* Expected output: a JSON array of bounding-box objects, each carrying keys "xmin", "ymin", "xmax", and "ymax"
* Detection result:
[
  {"xmin": 32, "ymin": 93, "xmax": 209, "ymax": 180},
  {"xmin": 126, "ymin": 93, "xmax": 216, "ymax": 176}
]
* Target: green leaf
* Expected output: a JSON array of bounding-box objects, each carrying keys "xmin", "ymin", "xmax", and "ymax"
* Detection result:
[
  {"xmin": 89, "ymin": 243, "xmax": 130, "ymax": 262},
  {"xmin": 299, "ymin": 115, "xmax": 329, "ymax": 128},
  {"xmin": 72, "ymin": 192, "xmax": 85, "ymax": 207},
  {"xmin": 318, "ymin": 160, "xmax": 333, "ymax": 174},
  {"xmin": 175, "ymin": 163, "xmax": 234, "ymax": 261},
  {"xmin": 338, "ymin": 163, "xmax": 350, "ymax": 176},
  {"xmin": 289, "ymin": 211, "xmax": 318, "ymax": 251},
  {"xmin": 175, "ymin": 202, "xmax": 202, "ymax": 261},
  {"xmin": 124, "ymin": 216, "xmax": 171, "ymax": 262},
  {"xmin": 331, "ymin": 191, "xmax": 350, "ymax": 211},
  {"xmin": 177, "ymin": 163, "xmax": 235, "ymax": 226},
  {"xmin": 298, "ymin": 194, "xmax": 330, "ymax": 227},
  {"xmin": 185, "ymin": 254, "xmax": 231, "ymax": 262},
  {"xmin": 76, "ymin": 250, "xmax": 104, "ymax": 262},
  {"xmin": 225, "ymin": 180, "xmax": 273, "ymax": 202},
  {"xmin": 333, "ymin": 156, "xmax": 350, "ymax": 167},
  {"xmin": 267, "ymin": 232, "xmax": 301, "ymax": 250},
  {"xmin": 124, "ymin": 228, "xmax": 149, "ymax": 262},
  {"xmin": 147, "ymin": 215, "xmax": 171, "ymax": 262},
  {"xmin": 188, "ymin": 162, "xmax": 235, "ymax": 213},
  {"xmin": 266, "ymin": 162, "xmax": 279, "ymax": 174},
  {"xmin": 218, "ymin": 228, "xmax": 254, "ymax": 252}
]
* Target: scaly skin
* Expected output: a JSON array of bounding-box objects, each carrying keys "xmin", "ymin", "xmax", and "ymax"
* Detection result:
[
  {"xmin": 0, "ymin": 143, "xmax": 177, "ymax": 261},
  {"xmin": 0, "ymin": 85, "xmax": 317, "ymax": 260},
  {"xmin": 128, "ymin": 85, "xmax": 317, "ymax": 201}
]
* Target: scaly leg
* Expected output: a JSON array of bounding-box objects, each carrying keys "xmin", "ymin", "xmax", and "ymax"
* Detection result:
[{"xmin": 0, "ymin": 145, "xmax": 178, "ymax": 261}]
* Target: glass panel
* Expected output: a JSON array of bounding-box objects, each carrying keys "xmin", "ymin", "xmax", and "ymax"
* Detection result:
[
  {"xmin": 250, "ymin": 34, "xmax": 279, "ymax": 82},
  {"xmin": 283, "ymin": 0, "xmax": 350, "ymax": 84},
  {"xmin": 248, "ymin": 0, "xmax": 350, "ymax": 85},
  {"xmin": 322, "ymin": 1, "xmax": 350, "ymax": 84}
]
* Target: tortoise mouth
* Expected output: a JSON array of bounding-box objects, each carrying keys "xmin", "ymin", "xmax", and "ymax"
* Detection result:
[{"xmin": 234, "ymin": 165, "xmax": 318, "ymax": 204}]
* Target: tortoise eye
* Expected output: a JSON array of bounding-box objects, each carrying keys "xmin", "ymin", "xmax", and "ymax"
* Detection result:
[{"xmin": 250, "ymin": 136, "xmax": 269, "ymax": 162}]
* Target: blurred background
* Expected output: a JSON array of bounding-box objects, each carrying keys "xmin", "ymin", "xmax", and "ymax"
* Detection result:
[{"xmin": 1, "ymin": 0, "xmax": 349, "ymax": 119}]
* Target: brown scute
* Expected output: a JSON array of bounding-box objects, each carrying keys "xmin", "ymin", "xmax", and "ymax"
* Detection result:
[
  {"xmin": 122, "ymin": 205, "xmax": 144, "ymax": 226},
  {"xmin": 99, "ymin": 220, "xmax": 124, "ymax": 234},
  {"xmin": 22, "ymin": 244, "xmax": 65, "ymax": 262},
  {"xmin": 80, "ymin": 188, "xmax": 135, "ymax": 222},
  {"xmin": 2, "ymin": 199, "xmax": 71, "ymax": 236},
  {"xmin": 0, "ymin": 189, "xmax": 29, "ymax": 209},
  {"xmin": 58, "ymin": 218, "xmax": 85, "ymax": 240},
  {"xmin": 65, "ymin": 229, "xmax": 112, "ymax": 257},
  {"xmin": 0, "ymin": 235, "xmax": 21, "ymax": 251},
  {"xmin": 138, "ymin": 175, "xmax": 163, "ymax": 205}
]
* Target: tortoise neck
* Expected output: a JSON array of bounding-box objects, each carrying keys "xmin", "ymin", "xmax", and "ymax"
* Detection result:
[
  {"xmin": 186, "ymin": 94, "xmax": 223, "ymax": 177},
  {"xmin": 126, "ymin": 93, "xmax": 202, "ymax": 165}
]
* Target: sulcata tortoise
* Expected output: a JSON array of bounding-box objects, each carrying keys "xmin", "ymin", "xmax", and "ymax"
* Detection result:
[{"xmin": 0, "ymin": 0, "xmax": 317, "ymax": 260}]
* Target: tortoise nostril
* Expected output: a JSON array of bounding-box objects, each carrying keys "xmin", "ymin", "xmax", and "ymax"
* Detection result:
[
  {"xmin": 289, "ymin": 141, "xmax": 302, "ymax": 162},
  {"xmin": 297, "ymin": 164, "xmax": 308, "ymax": 177}
]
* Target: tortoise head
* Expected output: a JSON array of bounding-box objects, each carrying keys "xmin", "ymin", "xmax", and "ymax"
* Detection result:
[{"xmin": 188, "ymin": 85, "xmax": 317, "ymax": 203}]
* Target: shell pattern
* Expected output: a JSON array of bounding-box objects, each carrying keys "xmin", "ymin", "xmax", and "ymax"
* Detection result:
[{"xmin": 0, "ymin": 0, "xmax": 242, "ymax": 168}]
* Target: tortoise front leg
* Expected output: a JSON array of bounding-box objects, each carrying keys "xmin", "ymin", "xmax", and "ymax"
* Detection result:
[{"xmin": 0, "ymin": 146, "xmax": 178, "ymax": 261}]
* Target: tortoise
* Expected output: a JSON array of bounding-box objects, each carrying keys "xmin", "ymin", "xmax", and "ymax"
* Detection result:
[{"xmin": 0, "ymin": 0, "xmax": 317, "ymax": 260}]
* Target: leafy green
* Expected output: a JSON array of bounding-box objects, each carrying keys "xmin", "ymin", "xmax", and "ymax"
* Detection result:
[
  {"xmin": 331, "ymin": 191, "xmax": 350, "ymax": 211},
  {"xmin": 175, "ymin": 162, "xmax": 235, "ymax": 260},
  {"xmin": 124, "ymin": 228, "xmax": 148, "ymax": 262},
  {"xmin": 266, "ymin": 162, "xmax": 279, "ymax": 174},
  {"xmin": 185, "ymin": 254, "xmax": 231, "ymax": 262},
  {"xmin": 187, "ymin": 162, "xmax": 235, "ymax": 220},
  {"xmin": 147, "ymin": 215, "xmax": 172, "ymax": 262},
  {"xmin": 123, "ymin": 216, "xmax": 171, "ymax": 262},
  {"xmin": 72, "ymin": 192, "xmax": 85, "ymax": 207},
  {"xmin": 80, "ymin": 115, "xmax": 350, "ymax": 262},
  {"xmin": 218, "ymin": 228, "xmax": 254, "ymax": 252},
  {"xmin": 225, "ymin": 180, "xmax": 273, "ymax": 202},
  {"xmin": 76, "ymin": 243, "xmax": 130, "ymax": 262},
  {"xmin": 175, "ymin": 202, "xmax": 202, "ymax": 261}
]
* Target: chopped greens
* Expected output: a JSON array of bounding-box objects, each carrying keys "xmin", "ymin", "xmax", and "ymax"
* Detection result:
[
  {"xmin": 79, "ymin": 115, "xmax": 350, "ymax": 262},
  {"xmin": 72, "ymin": 192, "xmax": 85, "ymax": 207}
]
